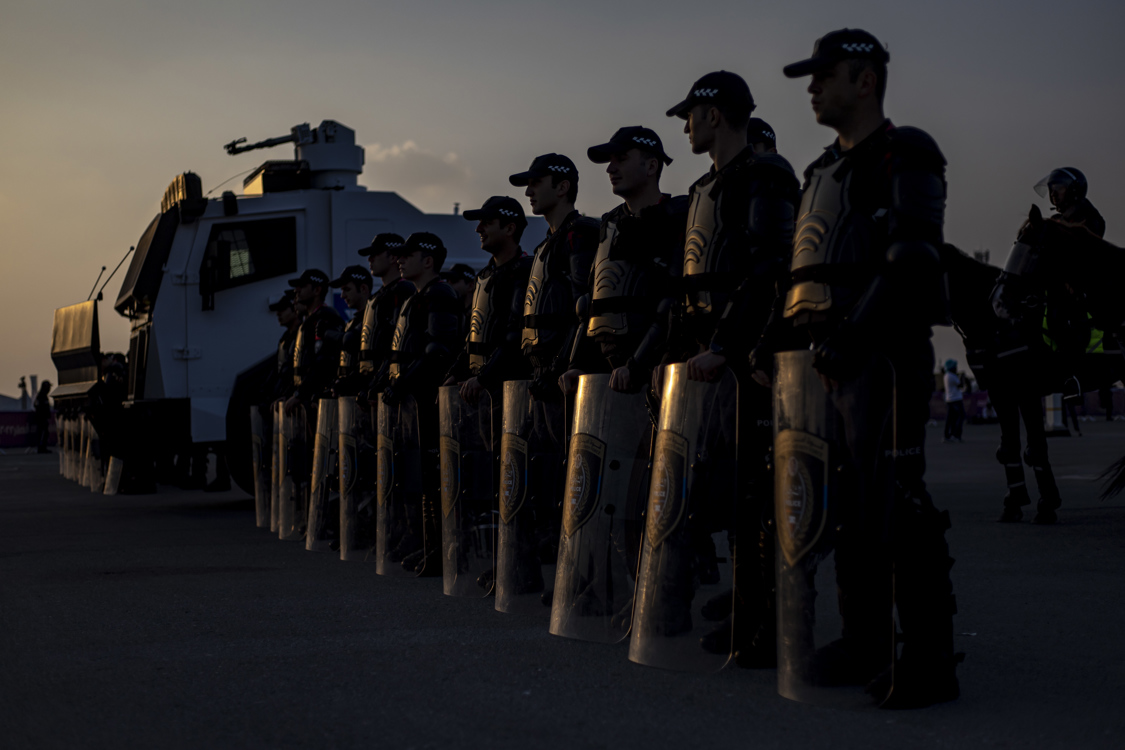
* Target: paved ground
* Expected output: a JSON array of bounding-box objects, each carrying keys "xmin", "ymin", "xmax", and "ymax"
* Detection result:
[{"xmin": 3, "ymin": 420, "xmax": 1125, "ymax": 749}]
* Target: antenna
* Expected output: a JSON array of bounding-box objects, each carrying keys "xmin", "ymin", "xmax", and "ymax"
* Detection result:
[
  {"xmin": 98, "ymin": 246, "xmax": 135, "ymax": 300},
  {"xmin": 87, "ymin": 266, "xmax": 107, "ymax": 301}
]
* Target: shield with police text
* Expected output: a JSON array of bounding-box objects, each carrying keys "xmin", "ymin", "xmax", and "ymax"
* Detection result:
[
  {"xmin": 773, "ymin": 348, "xmax": 896, "ymax": 707},
  {"xmin": 339, "ymin": 397, "xmax": 377, "ymax": 562},
  {"xmin": 550, "ymin": 375, "xmax": 651, "ymax": 643},
  {"xmin": 277, "ymin": 404, "xmax": 308, "ymax": 541},
  {"xmin": 375, "ymin": 395, "xmax": 423, "ymax": 576},
  {"xmin": 495, "ymin": 380, "xmax": 567, "ymax": 616},
  {"xmin": 628, "ymin": 364, "xmax": 738, "ymax": 672},
  {"xmin": 306, "ymin": 399, "xmax": 339, "ymax": 551},
  {"xmin": 438, "ymin": 386, "xmax": 497, "ymax": 597}
]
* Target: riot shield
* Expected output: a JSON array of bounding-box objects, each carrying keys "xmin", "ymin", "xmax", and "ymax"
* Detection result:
[
  {"xmin": 270, "ymin": 402, "xmax": 281, "ymax": 533},
  {"xmin": 277, "ymin": 404, "xmax": 308, "ymax": 541},
  {"xmin": 628, "ymin": 364, "xmax": 738, "ymax": 672},
  {"xmin": 375, "ymin": 395, "xmax": 423, "ymax": 576},
  {"xmin": 339, "ymin": 397, "xmax": 378, "ymax": 562},
  {"xmin": 496, "ymin": 380, "xmax": 567, "ymax": 616},
  {"xmin": 550, "ymin": 375, "xmax": 651, "ymax": 643},
  {"xmin": 250, "ymin": 406, "xmax": 271, "ymax": 528},
  {"xmin": 773, "ymin": 349, "xmax": 895, "ymax": 707},
  {"xmin": 438, "ymin": 386, "xmax": 497, "ymax": 597},
  {"xmin": 306, "ymin": 399, "xmax": 339, "ymax": 551},
  {"xmin": 85, "ymin": 423, "xmax": 104, "ymax": 492},
  {"xmin": 104, "ymin": 456, "xmax": 122, "ymax": 496}
]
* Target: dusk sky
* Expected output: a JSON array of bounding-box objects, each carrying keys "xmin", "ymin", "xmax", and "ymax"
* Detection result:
[{"xmin": 3, "ymin": 0, "xmax": 1123, "ymax": 397}]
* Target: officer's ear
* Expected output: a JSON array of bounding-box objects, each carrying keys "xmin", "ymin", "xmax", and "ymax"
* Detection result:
[
  {"xmin": 706, "ymin": 105, "xmax": 722, "ymax": 129},
  {"xmin": 554, "ymin": 178, "xmax": 571, "ymax": 200},
  {"xmin": 502, "ymin": 222, "xmax": 517, "ymax": 238},
  {"xmin": 422, "ymin": 254, "xmax": 435, "ymax": 272}
]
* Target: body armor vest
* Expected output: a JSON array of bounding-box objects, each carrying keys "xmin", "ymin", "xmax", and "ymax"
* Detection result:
[
  {"xmin": 682, "ymin": 185, "xmax": 723, "ymax": 317},
  {"xmin": 388, "ymin": 303, "xmax": 411, "ymax": 379},
  {"xmin": 468, "ymin": 273, "xmax": 496, "ymax": 372},
  {"xmin": 292, "ymin": 323, "xmax": 313, "ymax": 387},
  {"xmin": 784, "ymin": 156, "xmax": 879, "ymax": 320},
  {"xmin": 521, "ymin": 248, "xmax": 555, "ymax": 349},
  {"xmin": 358, "ymin": 296, "xmax": 379, "ymax": 374},
  {"xmin": 521, "ymin": 214, "xmax": 597, "ymax": 352},
  {"xmin": 338, "ymin": 316, "xmax": 361, "ymax": 376}
]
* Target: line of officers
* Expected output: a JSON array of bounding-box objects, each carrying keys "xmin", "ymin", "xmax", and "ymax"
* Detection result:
[{"xmin": 250, "ymin": 29, "xmax": 959, "ymax": 709}]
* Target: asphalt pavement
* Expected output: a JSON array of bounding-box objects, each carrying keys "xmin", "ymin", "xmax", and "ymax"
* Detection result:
[{"xmin": 2, "ymin": 420, "xmax": 1124, "ymax": 749}]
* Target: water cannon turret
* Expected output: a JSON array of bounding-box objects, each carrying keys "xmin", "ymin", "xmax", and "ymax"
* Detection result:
[{"xmin": 228, "ymin": 120, "xmax": 365, "ymax": 194}]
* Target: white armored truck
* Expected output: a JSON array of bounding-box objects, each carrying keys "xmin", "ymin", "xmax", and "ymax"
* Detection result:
[{"xmin": 51, "ymin": 119, "xmax": 543, "ymax": 493}]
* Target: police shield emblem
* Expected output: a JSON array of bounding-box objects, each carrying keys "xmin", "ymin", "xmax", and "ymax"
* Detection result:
[
  {"xmin": 774, "ymin": 430, "xmax": 829, "ymax": 568},
  {"xmin": 499, "ymin": 433, "xmax": 528, "ymax": 524},
  {"xmin": 440, "ymin": 435, "xmax": 461, "ymax": 519},
  {"xmin": 646, "ymin": 431, "xmax": 688, "ymax": 547},
  {"xmin": 562, "ymin": 433, "xmax": 606, "ymax": 538}
]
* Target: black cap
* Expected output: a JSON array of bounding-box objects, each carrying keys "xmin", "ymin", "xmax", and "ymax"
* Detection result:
[
  {"xmin": 746, "ymin": 118, "xmax": 776, "ymax": 148},
  {"xmin": 403, "ymin": 232, "xmax": 445, "ymax": 255},
  {"xmin": 358, "ymin": 232, "xmax": 406, "ymax": 257},
  {"xmin": 287, "ymin": 268, "xmax": 330, "ymax": 288},
  {"xmin": 509, "ymin": 154, "xmax": 579, "ymax": 187},
  {"xmin": 783, "ymin": 28, "xmax": 889, "ymax": 78},
  {"xmin": 463, "ymin": 196, "xmax": 528, "ymax": 227},
  {"xmin": 329, "ymin": 265, "xmax": 374, "ymax": 289},
  {"xmin": 268, "ymin": 289, "xmax": 295, "ymax": 311},
  {"xmin": 587, "ymin": 126, "xmax": 673, "ymax": 166},
  {"xmin": 440, "ymin": 263, "xmax": 476, "ymax": 285},
  {"xmin": 666, "ymin": 71, "xmax": 755, "ymax": 120}
]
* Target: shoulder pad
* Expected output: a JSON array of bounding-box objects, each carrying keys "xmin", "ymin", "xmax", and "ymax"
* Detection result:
[
  {"xmin": 663, "ymin": 194, "xmax": 691, "ymax": 218},
  {"xmin": 750, "ymin": 153, "xmax": 798, "ymax": 181},
  {"xmin": 423, "ymin": 280, "xmax": 459, "ymax": 300},
  {"xmin": 888, "ymin": 126, "xmax": 947, "ymax": 167}
]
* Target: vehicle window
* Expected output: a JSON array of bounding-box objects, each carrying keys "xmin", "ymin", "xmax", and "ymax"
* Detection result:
[{"xmin": 203, "ymin": 217, "xmax": 297, "ymax": 292}]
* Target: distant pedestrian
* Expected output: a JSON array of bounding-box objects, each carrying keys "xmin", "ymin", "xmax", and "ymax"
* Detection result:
[
  {"xmin": 34, "ymin": 381, "xmax": 52, "ymax": 453},
  {"xmin": 943, "ymin": 360, "xmax": 964, "ymax": 442}
]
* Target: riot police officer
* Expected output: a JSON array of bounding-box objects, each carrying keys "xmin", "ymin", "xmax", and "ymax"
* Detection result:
[
  {"xmin": 446, "ymin": 197, "xmax": 533, "ymax": 395},
  {"xmin": 747, "ymin": 118, "xmax": 779, "ymax": 155},
  {"xmin": 1035, "ymin": 167, "xmax": 1105, "ymax": 238},
  {"xmin": 492, "ymin": 154, "xmax": 599, "ymax": 610},
  {"xmin": 284, "ymin": 269, "xmax": 344, "ymax": 414},
  {"xmin": 358, "ymin": 233, "xmax": 415, "ymax": 394},
  {"xmin": 439, "ymin": 197, "xmax": 533, "ymax": 594},
  {"xmin": 643, "ymin": 71, "xmax": 797, "ymax": 669},
  {"xmin": 550, "ymin": 127, "xmax": 687, "ymax": 640},
  {"xmin": 382, "ymin": 233, "xmax": 463, "ymax": 575},
  {"xmin": 756, "ymin": 29, "xmax": 959, "ymax": 707},
  {"xmin": 324, "ymin": 265, "xmax": 373, "ymax": 396},
  {"xmin": 561, "ymin": 126, "xmax": 687, "ymax": 395},
  {"xmin": 269, "ymin": 290, "xmax": 300, "ymax": 401}
]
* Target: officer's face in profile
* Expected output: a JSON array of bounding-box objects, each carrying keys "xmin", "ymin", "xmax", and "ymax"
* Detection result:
[
  {"xmin": 293, "ymin": 282, "xmax": 315, "ymax": 306},
  {"xmin": 476, "ymin": 217, "xmax": 507, "ymax": 252},
  {"xmin": 1048, "ymin": 183, "xmax": 1069, "ymax": 210},
  {"xmin": 276, "ymin": 306, "xmax": 296, "ymax": 327},
  {"xmin": 368, "ymin": 250, "xmax": 392, "ymax": 277},
  {"xmin": 684, "ymin": 104, "xmax": 717, "ymax": 155},
  {"xmin": 340, "ymin": 281, "xmax": 368, "ymax": 310},
  {"xmin": 808, "ymin": 60, "xmax": 863, "ymax": 129},
  {"xmin": 606, "ymin": 149, "xmax": 657, "ymax": 198},
  {"xmin": 525, "ymin": 175, "xmax": 562, "ymax": 216},
  {"xmin": 396, "ymin": 250, "xmax": 429, "ymax": 281}
]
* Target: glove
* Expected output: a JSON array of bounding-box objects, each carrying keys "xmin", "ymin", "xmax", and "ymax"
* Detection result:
[{"xmin": 747, "ymin": 345, "xmax": 773, "ymax": 379}]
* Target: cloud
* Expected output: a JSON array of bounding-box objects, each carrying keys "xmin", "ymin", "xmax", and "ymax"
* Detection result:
[{"xmin": 363, "ymin": 141, "xmax": 472, "ymax": 211}]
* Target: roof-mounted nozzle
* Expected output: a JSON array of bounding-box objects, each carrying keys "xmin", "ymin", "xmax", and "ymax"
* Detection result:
[{"xmin": 223, "ymin": 123, "xmax": 314, "ymax": 156}]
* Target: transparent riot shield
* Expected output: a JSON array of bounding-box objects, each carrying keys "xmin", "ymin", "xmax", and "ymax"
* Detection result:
[
  {"xmin": 306, "ymin": 398, "xmax": 339, "ymax": 551},
  {"xmin": 270, "ymin": 402, "xmax": 282, "ymax": 533},
  {"xmin": 496, "ymin": 380, "xmax": 567, "ymax": 616},
  {"xmin": 628, "ymin": 364, "xmax": 738, "ymax": 672},
  {"xmin": 278, "ymin": 404, "xmax": 308, "ymax": 541},
  {"xmin": 438, "ymin": 386, "xmax": 497, "ymax": 597},
  {"xmin": 550, "ymin": 375, "xmax": 652, "ymax": 643},
  {"xmin": 250, "ymin": 406, "xmax": 271, "ymax": 528},
  {"xmin": 339, "ymin": 397, "xmax": 378, "ymax": 562},
  {"xmin": 375, "ymin": 395, "xmax": 423, "ymax": 576},
  {"xmin": 773, "ymin": 349, "xmax": 896, "ymax": 706}
]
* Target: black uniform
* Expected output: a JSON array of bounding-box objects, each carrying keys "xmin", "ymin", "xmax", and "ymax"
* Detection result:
[
  {"xmin": 448, "ymin": 253, "xmax": 534, "ymax": 390},
  {"xmin": 293, "ymin": 304, "xmax": 344, "ymax": 402},
  {"xmin": 765, "ymin": 119, "xmax": 957, "ymax": 699},
  {"xmin": 515, "ymin": 210, "xmax": 600, "ymax": 396},
  {"xmin": 360, "ymin": 277, "xmax": 415, "ymax": 390},
  {"xmin": 571, "ymin": 195, "xmax": 689, "ymax": 381},
  {"xmin": 384, "ymin": 277, "xmax": 464, "ymax": 571}
]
